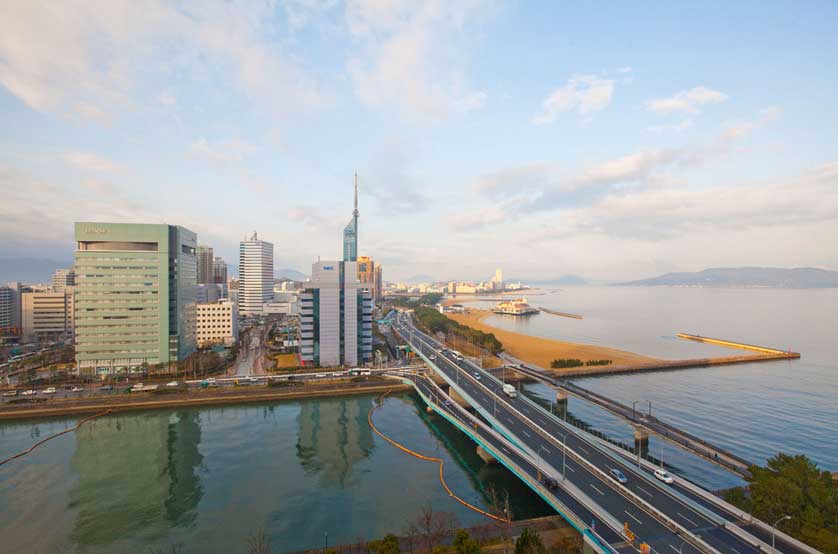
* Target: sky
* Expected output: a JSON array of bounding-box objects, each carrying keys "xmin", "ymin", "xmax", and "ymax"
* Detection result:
[{"xmin": 1, "ymin": 0, "xmax": 837, "ymax": 282}]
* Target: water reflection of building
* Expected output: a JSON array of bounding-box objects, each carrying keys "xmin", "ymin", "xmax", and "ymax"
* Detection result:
[
  {"xmin": 296, "ymin": 397, "xmax": 374, "ymax": 486},
  {"xmin": 69, "ymin": 411, "xmax": 203, "ymax": 547}
]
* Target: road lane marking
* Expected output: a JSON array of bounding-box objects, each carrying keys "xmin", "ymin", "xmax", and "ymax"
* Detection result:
[
  {"xmin": 668, "ymin": 545, "xmax": 680, "ymax": 553},
  {"xmin": 565, "ymin": 465, "xmax": 575, "ymax": 473},
  {"xmin": 589, "ymin": 484, "xmax": 605, "ymax": 496},
  {"xmin": 522, "ymin": 430, "xmax": 531, "ymax": 438},
  {"xmin": 636, "ymin": 485, "xmax": 653, "ymax": 497},
  {"xmin": 730, "ymin": 549, "xmax": 741, "ymax": 554},
  {"xmin": 543, "ymin": 447, "xmax": 551, "ymax": 454},
  {"xmin": 624, "ymin": 510, "xmax": 643, "ymax": 525},
  {"xmin": 677, "ymin": 512, "xmax": 698, "ymax": 527},
  {"xmin": 578, "ymin": 446, "xmax": 590, "ymax": 455}
]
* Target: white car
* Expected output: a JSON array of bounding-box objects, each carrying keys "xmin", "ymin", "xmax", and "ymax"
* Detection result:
[
  {"xmin": 42, "ymin": 387, "xmax": 57, "ymax": 394},
  {"xmin": 165, "ymin": 381, "xmax": 179, "ymax": 387},
  {"xmin": 21, "ymin": 389, "xmax": 36, "ymax": 396},
  {"xmin": 70, "ymin": 386, "xmax": 83, "ymax": 392},
  {"xmin": 654, "ymin": 468, "xmax": 674, "ymax": 484}
]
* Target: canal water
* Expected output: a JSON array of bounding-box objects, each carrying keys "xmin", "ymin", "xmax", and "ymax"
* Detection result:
[
  {"xmin": 480, "ymin": 286, "xmax": 838, "ymax": 489},
  {"xmin": 0, "ymin": 393, "xmax": 551, "ymax": 553}
]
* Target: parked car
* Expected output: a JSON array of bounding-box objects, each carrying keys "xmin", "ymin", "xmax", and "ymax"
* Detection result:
[
  {"xmin": 654, "ymin": 468, "xmax": 674, "ymax": 484},
  {"xmin": 42, "ymin": 387, "xmax": 57, "ymax": 394},
  {"xmin": 609, "ymin": 468, "xmax": 628, "ymax": 484}
]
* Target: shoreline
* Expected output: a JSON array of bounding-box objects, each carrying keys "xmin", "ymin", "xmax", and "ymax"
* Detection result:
[
  {"xmin": 448, "ymin": 309, "xmax": 658, "ymax": 370},
  {"xmin": 446, "ymin": 309, "xmax": 796, "ymax": 378},
  {"xmin": 0, "ymin": 381, "xmax": 410, "ymax": 421}
]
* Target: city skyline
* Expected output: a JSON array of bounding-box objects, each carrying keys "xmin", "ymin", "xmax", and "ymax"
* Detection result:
[{"xmin": 1, "ymin": 2, "xmax": 837, "ymax": 281}]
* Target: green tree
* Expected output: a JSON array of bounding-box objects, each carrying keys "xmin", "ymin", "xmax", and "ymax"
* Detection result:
[
  {"xmin": 515, "ymin": 528, "xmax": 547, "ymax": 554},
  {"xmin": 725, "ymin": 453, "xmax": 838, "ymax": 553},
  {"xmin": 452, "ymin": 529, "xmax": 482, "ymax": 554},
  {"xmin": 368, "ymin": 533, "xmax": 400, "ymax": 554}
]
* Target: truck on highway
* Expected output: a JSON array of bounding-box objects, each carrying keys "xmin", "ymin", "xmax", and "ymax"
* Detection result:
[{"xmin": 503, "ymin": 384, "xmax": 517, "ymax": 398}]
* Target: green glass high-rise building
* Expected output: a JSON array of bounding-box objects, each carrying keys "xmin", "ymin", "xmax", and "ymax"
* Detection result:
[{"xmin": 74, "ymin": 222, "xmax": 197, "ymax": 374}]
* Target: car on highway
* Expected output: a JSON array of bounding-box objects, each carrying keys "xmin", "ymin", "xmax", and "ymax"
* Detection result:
[
  {"xmin": 21, "ymin": 389, "xmax": 36, "ymax": 396},
  {"xmin": 609, "ymin": 468, "xmax": 628, "ymax": 484},
  {"xmin": 473, "ymin": 372, "xmax": 481, "ymax": 380},
  {"xmin": 3, "ymin": 390, "xmax": 18, "ymax": 397},
  {"xmin": 42, "ymin": 387, "xmax": 57, "ymax": 394},
  {"xmin": 70, "ymin": 386, "xmax": 83, "ymax": 392},
  {"xmin": 653, "ymin": 468, "xmax": 674, "ymax": 484},
  {"xmin": 429, "ymin": 354, "xmax": 436, "ymax": 360},
  {"xmin": 99, "ymin": 385, "xmax": 113, "ymax": 391},
  {"xmin": 165, "ymin": 381, "xmax": 179, "ymax": 387},
  {"xmin": 541, "ymin": 475, "xmax": 560, "ymax": 489}
]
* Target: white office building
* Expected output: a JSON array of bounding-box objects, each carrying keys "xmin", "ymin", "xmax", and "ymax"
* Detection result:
[
  {"xmin": 238, "ymin": 232, "xmax": 274, "ymax": 316},
  {"xmin": 0, "ymin": 285, "xmax": 12, "ymax": 330},
  {"xmin": 53, "ymin": 268, "xmax": 76, "ymax": 292},
  {"xmin": 22, "ymin": 290, "xmax": 74, "ymax": 342},
  {"xmin": 299, "ymin": 261, "xmax": 373, "ymax": 367},
  {"xmin": 196, "ymin": 300, "xmax": 238, "ymax": 347}
]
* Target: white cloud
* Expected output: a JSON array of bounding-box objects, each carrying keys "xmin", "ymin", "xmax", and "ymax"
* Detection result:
[
  {"xmin": 189, "ymin": 138, "xmax": 255, "ymax": 164},
  {"xmin": 533, "ymin": 75, "xmax": 614, "ymax": 125},
  {"xmin": 616, "ymin": 66, "xmax": 633, "ymax": 73},
  {"xmin": 74, "ymin": 103, "xmax": 109, "ymax": 122},
  {"xmin": 62, "ymin": 152, "xmax": 124, "ymax": 173},
  {"xmin": 723, "ymin": 106, "xmax": 781, "ymax": 139},
  {"xmin": 0, "ymin": 1, "xmax": 326, "ymax": 120},
  {"xmin": 645, "ymin": 86, "xmax": 728, "ymax": 114},
  {"xmin": 345, "ymin": 0, "xmax": 492, "ymax": 121}
]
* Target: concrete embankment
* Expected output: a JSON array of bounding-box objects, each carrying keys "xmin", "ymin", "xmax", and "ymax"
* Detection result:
[
  {"xmin": 497, "ymin": 351, "xmax": 800, "ymax": 381},
  {"xmin": 676, "ymin": 333, "xmax": 799, "ymax": 356},
  {"xmin": 0, "ymin": 381, "xmax": 410, "ymax": 421}
]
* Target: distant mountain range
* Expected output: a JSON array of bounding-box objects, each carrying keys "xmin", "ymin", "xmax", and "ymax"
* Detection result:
[
  {"xmin": 0, "ymin": 257, "xmax": 72, "ymax": 283},
  {"xmin": 619, "ymin": 267, "xmax": 838, "ymax": 288},
  {"xmin": 276, "ymin": 268, "xmax": 307, "ymax": 281},
  {"xmin": 404, "ymin": 274, "xmax": 435, "ymax": 284}
]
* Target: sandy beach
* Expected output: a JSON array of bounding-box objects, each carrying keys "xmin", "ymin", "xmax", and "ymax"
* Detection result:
[{"xmin": 447, "ymin": 309, "xmax": 658, "ymax": 370}]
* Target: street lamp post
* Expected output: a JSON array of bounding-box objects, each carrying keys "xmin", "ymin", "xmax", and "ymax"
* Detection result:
[
  {"xmin": 632, "ymin": 400, "xmax": 639, "ymax": 420},
  {"xmin": 560, "ymin": 433, "xmax": 567, "ymax": 479},
  {"xmin": 772, "ymin": 515, "xmax": 791, "ymax": 552}
]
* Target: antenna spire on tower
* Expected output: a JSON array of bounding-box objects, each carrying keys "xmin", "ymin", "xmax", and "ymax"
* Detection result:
[{"xmin": 353, "ymin": 172, "xmax": 359, "ymax": 217}]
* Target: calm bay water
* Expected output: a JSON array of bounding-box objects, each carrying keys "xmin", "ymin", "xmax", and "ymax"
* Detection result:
[
  {"xmin": 483, "ymin": 286, "xmax": 838, "ymax": 489},
  {"xmin": 2, "ymin": 287, "xmax": 835, "ymax": 551},
  {"xmin": 0, "ymin": 394, "xmax": 550, "ymax": 553}
]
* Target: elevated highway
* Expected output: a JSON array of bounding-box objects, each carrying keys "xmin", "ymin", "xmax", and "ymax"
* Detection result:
[
  {"xmin": 389, "ymin": 312, "xmax": 814, "ymax": 554},
  {"xmin": 505, "ymin": 361, "xmax": 754, "ymax": 478}
]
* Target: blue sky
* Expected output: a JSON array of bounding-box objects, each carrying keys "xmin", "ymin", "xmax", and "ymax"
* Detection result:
[{"xmin": 1, "ymin": 0, "xmax": 836, "ymax": 281}]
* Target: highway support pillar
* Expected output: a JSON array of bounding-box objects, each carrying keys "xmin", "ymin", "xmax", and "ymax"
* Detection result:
[
  {"xmin": 449, "ymin": 387, "xmax": 471, "ymax": 409},
  {"xmin": 476, "ymin": 445, "xmax": 498, "ymax": 464},
  {"xmin": 554, "ymin": 389, "xmax": 569, "ymax": 418},
  {"xmin": 633, "ymin": 426, "xmax": 649, "ymax": 457}
]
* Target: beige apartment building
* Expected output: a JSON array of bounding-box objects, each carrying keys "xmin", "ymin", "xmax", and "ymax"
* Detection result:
[
  {"xmin": 22, "ymin": 290, "xmax": 74, "ymax": 342},
  {"xmin": 196, "ymin": 301, "xmax": 238, "ymax": 347}
]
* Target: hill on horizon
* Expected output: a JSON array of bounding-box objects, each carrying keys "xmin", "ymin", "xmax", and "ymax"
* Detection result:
[{"xmin": 619, "ymin": 267, "xmax": 838, "ymax": 288}]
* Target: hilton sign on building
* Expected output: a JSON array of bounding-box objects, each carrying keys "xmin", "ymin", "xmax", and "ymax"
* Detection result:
[{"xmin": 74, "ymin": 222, "xmax": 198, "ymax": 374}]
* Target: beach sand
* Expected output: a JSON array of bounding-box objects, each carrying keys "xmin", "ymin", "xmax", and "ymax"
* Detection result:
[{"xmin": 447, "ymin": 309, "xmax": 657, "ymax": 371}]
